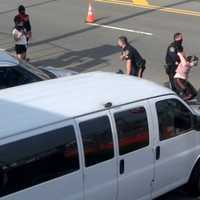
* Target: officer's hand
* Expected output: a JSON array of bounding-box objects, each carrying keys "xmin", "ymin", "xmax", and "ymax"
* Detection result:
[{"xmin": 120, "ymin": 55, "xmax": 126, "ymax": 61}]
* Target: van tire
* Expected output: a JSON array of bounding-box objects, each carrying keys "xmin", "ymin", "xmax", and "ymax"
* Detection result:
[{"xmin": 186, "ymin": 160, "xmax": 200, "ymax": 197}]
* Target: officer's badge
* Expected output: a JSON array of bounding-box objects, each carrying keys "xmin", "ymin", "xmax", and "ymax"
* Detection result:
[{"xmin": 169, "ymin": 47, "xmax": 175, "ymax": 52}]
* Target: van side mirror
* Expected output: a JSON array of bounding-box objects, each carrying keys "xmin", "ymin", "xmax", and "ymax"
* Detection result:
[{"xmin": 193, "ymin": 115, "xmax": 200, "ymax": 131}]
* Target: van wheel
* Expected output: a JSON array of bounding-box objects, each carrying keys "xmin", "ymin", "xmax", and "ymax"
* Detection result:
[{"xmin": 187, "ymin": 161, "xmax": 200, "ymax": 197}]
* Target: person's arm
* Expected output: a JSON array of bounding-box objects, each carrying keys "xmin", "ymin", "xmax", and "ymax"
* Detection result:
[
  {"xmin": 126, "ymin": 59, "xmax": 132, "ymax": 75},
  {"xmin": 13, "ymin": 30, "xmax": 22, "ymax": 41},
  {"xmin": 182, "ymin": 50, "xmax": 187, "ymax": 58},
  {"xmin": 123, "ymin": 49, "xmax": 133, "ymax": 75},
  {"xmin": 25, "ymin": 15, "xmax": 32, "ymax": 32},
  {"xmin": 138, "ymin": 68, "xmax": 143, "ymax": 78},
  {"xmin": 176, "ymin": 78, "xmax": 186, "ymax": 90},
  {"xmin": 177, "ymin": 52, "xmax": 187, "ymax": 67},
  {"xmin": 25, "ymin": 16, "xmax": 32, "ymax": 39},
  {"xmin": 120, "ymin": 52, "xmax": 125, "ymax": 61}
]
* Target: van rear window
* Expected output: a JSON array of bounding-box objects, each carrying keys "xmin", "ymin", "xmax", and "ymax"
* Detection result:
[{"xmin": 0, "ymin": 125, "xmax": 79, "ymax": 197}]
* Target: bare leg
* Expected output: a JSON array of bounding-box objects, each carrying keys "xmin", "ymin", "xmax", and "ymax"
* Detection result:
[
  {"xmin": 16, "ymin": 54, "xmax": 23, "ymax": 60},
  {"xmin": 21, "ymin": 52, "xmax": 26, "ymax": 60}
]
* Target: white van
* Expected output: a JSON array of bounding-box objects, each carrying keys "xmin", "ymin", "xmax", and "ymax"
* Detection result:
[{"xmin": 0, "ymin": 71, "xmax": 199, "ymax": 200}]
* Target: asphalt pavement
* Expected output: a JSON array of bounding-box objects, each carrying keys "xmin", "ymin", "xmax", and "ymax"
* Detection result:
[{"xmin": 0, "ymin": 0, "xmax": 200, "ymax": 199}]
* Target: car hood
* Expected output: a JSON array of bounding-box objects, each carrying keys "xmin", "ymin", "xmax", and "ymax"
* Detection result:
[
  {"xmin": 190, "ymin": 104, "xmax": 200, "ymax": 115},
  {"xmin": 38, "ymin": 66, "xmax": 78, "ymax": 78}
]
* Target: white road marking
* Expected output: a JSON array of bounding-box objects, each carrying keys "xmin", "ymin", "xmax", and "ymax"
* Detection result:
[{"xmin": 87, "ymin": 22, "xmax": 153, "ymax": 36}]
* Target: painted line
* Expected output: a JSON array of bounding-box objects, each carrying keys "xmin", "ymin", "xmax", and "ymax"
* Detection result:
[
  {"xmin": 133, "ymin": 0, "xmax": 149, "ymax": 6},
  {"xmin": 97, "ymin": 0, "xmax": 154, "ymax": 8},
  {"xmin": 87, "ymin": 22, "xmax": 153, "ymax": 36},
  {"xmin": 96, "ymin": 0, "xmax": 200, "ymax": 17}
]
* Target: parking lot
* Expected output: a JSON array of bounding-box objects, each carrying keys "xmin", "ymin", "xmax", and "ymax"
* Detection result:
[{"xmin": 1, "ymin": 0, "xmax": 200, "ymax": 199}]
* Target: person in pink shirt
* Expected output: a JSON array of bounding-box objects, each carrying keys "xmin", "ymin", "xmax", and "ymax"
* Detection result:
[{"xmin": 174, "ymin": 52, "xmax": 198, "ymax": 100}]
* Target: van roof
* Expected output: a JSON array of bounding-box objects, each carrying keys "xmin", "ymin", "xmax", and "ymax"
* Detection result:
[{"xmin": 0, "ymin": 71, "xmax": 174, "ymax": 139}]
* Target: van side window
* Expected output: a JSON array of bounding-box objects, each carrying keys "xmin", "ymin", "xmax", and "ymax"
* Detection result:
[
  {"xmin": 79, "ymin": 116, "xmax": 114, "ymax": 167},
  {"xmin": 114, "ymin": 107, "xmax": 149, "ymax": 155},
  {"xmin": 0, "ymin": 126, "xmax": 79, "ymax": 197},
  {"xmin": 156, "ymin": 99, "xmax": 193, "ymax": 141}
]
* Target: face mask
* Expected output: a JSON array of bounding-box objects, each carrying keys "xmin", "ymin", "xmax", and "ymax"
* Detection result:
[
  {"xmin": 175, "ymin": 39, "xmax": 183, "ymax": 46},
  {"xmin": 175, "ymin": 39, "xmax": 183, "ymax": 52},
  {"xmin": 19, "ymin": 10, "xmax": 25, "ymax": 15}
]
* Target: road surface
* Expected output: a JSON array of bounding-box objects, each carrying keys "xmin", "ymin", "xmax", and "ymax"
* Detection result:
[{"xmin": 0, "ymin": 0, "xmax": 200, "ymax": 199}]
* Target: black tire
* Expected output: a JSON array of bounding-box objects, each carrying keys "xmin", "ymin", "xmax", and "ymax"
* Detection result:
[{"xmin": 187, "ymin": 160, "xmax": 200, "ymax": 197}]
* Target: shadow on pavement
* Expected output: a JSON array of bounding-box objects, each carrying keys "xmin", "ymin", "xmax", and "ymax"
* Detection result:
[
  {"xmin": 32, "ymin": 44, "xmax": 119, "ymax": 72},
  {"xmin": 153, "ymin": 0, "xmax": 196, "ymax": 8},
  {"xmin": 155, "ymin": 188, "xmax": 198, "ymax": 200}
]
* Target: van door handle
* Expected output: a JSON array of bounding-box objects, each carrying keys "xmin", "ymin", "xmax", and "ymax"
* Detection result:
[
  {"xmin": 120, "ymin": 159, "xmax": 125, "ymax": 174},
  {"xmin": 156, "ymin": 146, "xmax": 160, "ymax": 160}
]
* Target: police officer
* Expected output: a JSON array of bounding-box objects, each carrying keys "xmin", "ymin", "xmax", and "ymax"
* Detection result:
[
  {"xmin": 118, "ymin": 36, "xmax": 146, "ymax": 77},
  {"xmin": 165, "ymin": 32, "xmax": 184, "ymax": 91},
  {"xmin": 14, "ymin": 5, "xmax": 32, "ymax": 43}
]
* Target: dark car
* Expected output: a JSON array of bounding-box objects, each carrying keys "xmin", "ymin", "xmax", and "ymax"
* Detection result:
[{"xmin": 0, "ymin": 51, "xmax": 78, "ymax": 89}]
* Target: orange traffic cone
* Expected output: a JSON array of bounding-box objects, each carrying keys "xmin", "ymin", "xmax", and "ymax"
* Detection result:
[{"xmin": 86, "ymin": 1, "xmax": 95, "ymax": 23}]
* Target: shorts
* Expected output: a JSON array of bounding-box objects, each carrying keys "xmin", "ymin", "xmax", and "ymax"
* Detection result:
[{"xmin": 15, "ymin": 45, "xmax": 27, "ymax": 54}]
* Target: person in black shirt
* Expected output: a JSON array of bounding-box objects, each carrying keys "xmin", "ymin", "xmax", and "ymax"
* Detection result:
[
  {"xmin": 14, "ymin": 5, "xmax": 32, "ymax": 43},
  {"xmin": 118, "ymin": 36, "xmax": 146, "ymax": 77},
  {"xmin": 165, "ymin": 32, "xmax": 184, "ymax": 91}
]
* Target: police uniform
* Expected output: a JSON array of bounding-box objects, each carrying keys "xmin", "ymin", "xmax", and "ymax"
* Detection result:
[
  {"xmin": 165, "ymin": 42, "xmax": 179, "ymax": 91},
  {"xmin": 122, "ymin": 44, "xmax": 145, "ymax": 77}
]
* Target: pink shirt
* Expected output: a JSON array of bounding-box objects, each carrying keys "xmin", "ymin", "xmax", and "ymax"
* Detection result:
[{"xmin": 174, "ymin": 52, "xmax": 191, "ymax": 80}]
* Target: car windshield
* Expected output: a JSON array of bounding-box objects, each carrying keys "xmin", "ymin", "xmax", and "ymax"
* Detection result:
[
  {"xmin": 18, "ymin": 60, "xmax": 51, "ymax": 80},
  {"xmin": 0, "ymin": 61, "xmax": 52, "ymax": 89}
]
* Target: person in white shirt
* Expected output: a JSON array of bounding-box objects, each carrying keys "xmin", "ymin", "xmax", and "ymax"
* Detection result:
[{"xmin": 12, "ymin": 16, "xmax": 27, "ymax": 60}]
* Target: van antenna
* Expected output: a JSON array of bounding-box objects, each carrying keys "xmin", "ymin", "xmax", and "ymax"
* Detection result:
[{"xmin": 104, "ymin": 102, "xmax": 112, "ymax": 108}]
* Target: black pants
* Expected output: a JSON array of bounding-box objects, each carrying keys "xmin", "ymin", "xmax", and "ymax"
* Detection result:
[
  {"xmin": 174, "ymin": 78, "xmax": 197, "ymax": 100},
  {"xmin": 166, "ymin": 65, "xmax": 176, "ymax": 91},
  {"xmin": 138, "ymin": 60, "xmax": 146, "ymax": 78}
]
